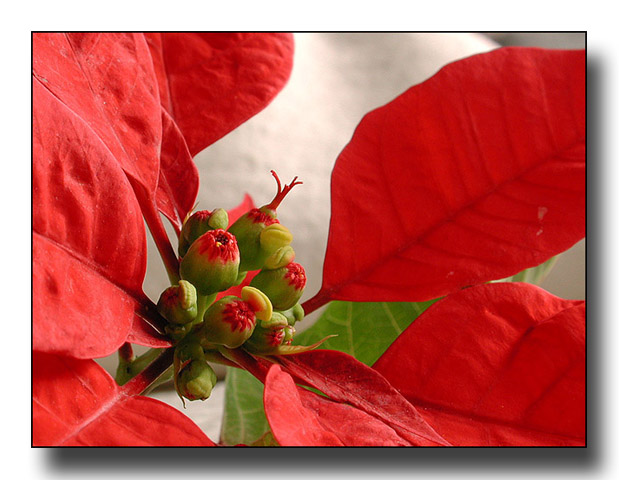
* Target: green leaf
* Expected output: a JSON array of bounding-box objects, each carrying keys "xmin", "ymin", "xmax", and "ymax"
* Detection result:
[
  {"xmin": 220, "ymin": 367, "xmax": 270, "ymax": 446},
  {"xmin": 296, "ymin": 300, "xmax": 436, "ymax": 366}
]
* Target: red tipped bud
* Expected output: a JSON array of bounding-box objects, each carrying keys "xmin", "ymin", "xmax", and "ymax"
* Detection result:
[
  {"xmin": 180, "ymin": 229, "xmax": 240, "ymax": 295},
  {"xmin": 202, "ymin": 296, "xmax": 257, "ymax": 348},
  {"xmin": 250, "ymin": 262, "xmax": 307, "ymax": 310},
  {"xmin": 227, "ymin": 172, "xmax": 300, "ymax": 272},
  {"xmin": 178, "ymin": 208, "xmax": 229, "ymax": 258},
  {"xmin": 173, "ymin": 337, "xmax": 216, "ymax": 402},
  {"xmin": 157, "ymin": 280, "xmax": 198, "ymax": 325}
]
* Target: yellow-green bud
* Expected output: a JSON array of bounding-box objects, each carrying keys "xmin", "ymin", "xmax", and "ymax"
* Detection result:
[
  {"xmin": 260, "ymin": 223, "xmax": 293, "ymax": 255},
  {"xmin": 258, "ymin": 311, "xmax": 288, "ymax": 329},
  {"xmin": 227, "ymin": 171, "xmax": 301, "ymax": 272},
  {"xmin": 241, "ymin": 286, "xmax": 273, "ymax": 322},
  {"xmin": 278, "ymin": 303, "xmax": 305, "ymax": 327},
  {"xmin": 263, "ymin": 245, "xmax": 296, "ymax": 270}
]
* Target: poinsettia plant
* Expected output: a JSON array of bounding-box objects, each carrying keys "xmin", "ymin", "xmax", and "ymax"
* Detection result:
[{"xmin": 32, "ymin": 32, "xmax": 585, "ymax": 447}]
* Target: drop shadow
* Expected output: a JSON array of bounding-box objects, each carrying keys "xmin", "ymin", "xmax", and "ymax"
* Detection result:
[{"xmin": 40, "ymin": 42, "xmax": 603, "ymax": 477}]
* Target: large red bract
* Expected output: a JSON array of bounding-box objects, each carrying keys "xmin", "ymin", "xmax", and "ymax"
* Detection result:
[
  {"xmin": 264, "ymin": 364, "xmax": 412, "ymax": 446},
  {"xmin": 32, "ymin": 353, "xmax": 214, "ymax": 446},
  {"xmin": 373, "ymin": 282, "xmax": 585, "ymax": 446},
  {"xmin": 303, "ymin": 48, "xmax": 585, "ymax": 312}
]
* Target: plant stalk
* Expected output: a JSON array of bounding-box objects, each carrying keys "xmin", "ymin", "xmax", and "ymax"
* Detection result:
[{"xmin": 121, "ymin": 347, "xmax": 175, "ymax": 397}]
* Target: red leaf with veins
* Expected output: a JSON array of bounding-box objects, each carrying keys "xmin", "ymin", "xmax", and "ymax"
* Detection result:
[
  {"xmin": 272, "ymin": 350, "xmax": 449, "ymax": 446},
  {"xmin": 33, "ymin": 352, "xmax": 214, "ymax": 446},
  {"xmin": 32, "ymin": 33, "xmax": 206, "ymax": 355},
  {"xmin": 145, "ymin": 33, "xmax": 294, "ymax": 156},
  {"xmin": 33, "ymin": 78, "xmax": 153, "ymax": 358},
  {"xmin": 264, "ymin": 364, "xmax": 411, "ymax": 446},
  {"xmin": 304, "ymin": 47, "xmax": 585, "ymax": 312},
  {"xmin": 373, "ymin": 282, "xmax": 585, "ymax": 446},
  {"xmin": 156, "ymin": 109, "xmax": 200, "ymax": 232},
  {"xmin": 33, "ymin": 33, "xmax": 161, "ymax": 196}
]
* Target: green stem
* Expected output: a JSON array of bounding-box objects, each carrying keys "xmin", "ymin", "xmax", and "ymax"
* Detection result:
[
  {"xmin": 116, "ymin": 347, "xmax": 164, "ymax": 386},
  {"xmin": 193, "ymin": 292, "xmax": 217, "ymax": 326}
]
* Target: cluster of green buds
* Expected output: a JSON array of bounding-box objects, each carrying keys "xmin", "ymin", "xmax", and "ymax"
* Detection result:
[{"xmin": 155, "ymin": 171, "xmax": 308, "ymax": 403}]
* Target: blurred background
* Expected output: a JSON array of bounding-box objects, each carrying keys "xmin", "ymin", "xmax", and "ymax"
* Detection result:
[{"xmin": 104, "ymin": 32, "xmax": 587, "ymax": 441}]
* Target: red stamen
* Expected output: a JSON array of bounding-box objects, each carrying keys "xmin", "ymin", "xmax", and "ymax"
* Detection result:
[
  {"xmin": 247, "ymin": 208, "xmax": 280, "ymax": 225},
  {"xmin": 197, "ymin": 229, "xmax": 239, "ymax": 262},
  {"xmin": 267, "ymin": 328, "xmax": 285, "ymax": 347},
  {"xmin": 193, "ymin": 210, "xmax": 211, "ymax": 221},
  {"xmin": 223, "ymin": 300, "xmax": 256, "ymax": 332},
  {"xmin": 285, "ymin": 262, "xmax": 307, "ymax": 290},
  {"xmin": 265, "ymin": 170, "xmax": 302, "ymax": 211}
]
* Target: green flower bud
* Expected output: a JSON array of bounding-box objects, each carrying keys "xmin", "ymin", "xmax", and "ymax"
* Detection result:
[
  {"xmin": 278, "ymin": 302, "xmax": 305, "ymax": 326},
  {"xmin": 227, "ymin": 171, "xmax": 301, "ymax": 272},
  {"xmin": 177, "ymin": 359, "xmax": 217, "ymax": 401},
  {"xmin": 202, "ymin": 296, "xmax": 257, "ymax": 348},
  {"xmin": 250, "ymin": 262, "xmax": 307, "ymax": 311},
  {"xmin": 157, "ymin": 280, "xmax": 198, "ymax": 325},
  {"xmin": 245, "ymin": 313, "xmax": 295, "ymax": 354},
  {"xmin": 178, "ymin": 208, "xmax": 229, "ymax": 258},
  {"xmin": 179, "ymin": 229, "xmax": 240, "ymax": 296}
]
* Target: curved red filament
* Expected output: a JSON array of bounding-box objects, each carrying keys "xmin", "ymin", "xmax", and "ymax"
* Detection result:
[{"xmin": 265, "ymin": 170, "xmax": 302, "ymax": 210}]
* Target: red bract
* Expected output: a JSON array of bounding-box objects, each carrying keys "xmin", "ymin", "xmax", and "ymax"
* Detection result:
[
  {"xmin": 373, "ymin": 282, "xmax": 585, "ymax": 446},
  {"xmin": 303, "ymin": 48, "xmax": 585, "ymax": 313},
  {"xmin": 145, "ymin": 33, "xmax": 295, "ymax": 157},
  {"xmin": 270, "ymin": 350, "xmax": 449, "ymax": 446},
  {"xmin": 33, "ymin": 352, "xmax": 214, "ymax": 446},
  {"xmin": 157, "ymin": 109, "xmax": 199, "ymax": 233},
  {"xmin": 33, "ymin": 76, "xmax": 152, "ymax": 358},
  {"xmin": 265, "ymin": 364, "xmax": 411, "ymax": 446}
]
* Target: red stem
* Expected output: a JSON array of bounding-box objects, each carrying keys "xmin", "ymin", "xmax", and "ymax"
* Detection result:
[
  {"xmin": 221, "ymin": 347, "xmax": 272, "ymax": 383},
  {"xmin": 301, "ymin": 289, "xmax": 331, "ymax": 316},
  {"xmin": 121, "ymin": 347, "xmax": 175, "ymax": 397},
  {"xmin": 140, "ymin": 194, "xmax": 180, "ymax": 285}
]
